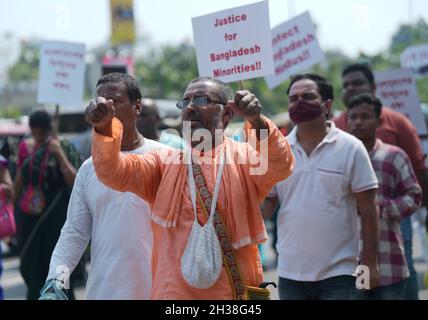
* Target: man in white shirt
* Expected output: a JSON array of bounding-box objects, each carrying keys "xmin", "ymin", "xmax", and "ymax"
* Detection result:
[
  {"xmin": 40, "ymin": 73, "xmax": 165, "ymax": 299},
  {"xmin": 262, "ymin": 73, "xmax": 380, "ymax": 300}
]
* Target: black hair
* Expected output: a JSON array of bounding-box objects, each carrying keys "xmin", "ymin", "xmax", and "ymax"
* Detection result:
[
  {"xmin": 347, "ymin": 93, "xmax": 382, "ymax": 118},
  {"xmin": 96, "ymin": 73, "xmax": 142, "ymax": 104},
  {"xmin": 29, "ymin": 109, "xmax": 52, "ymax": 130},
  {"xmin": 187, "ymin": 77, "xmax": 233, "ymax": 101},
  {"xmin": 342, "ymin": 63, "xmax": 375, "ymax": 85},
  {"xmin": 286, "ymin": 73, "xmax": 334, "ymax": 101}
]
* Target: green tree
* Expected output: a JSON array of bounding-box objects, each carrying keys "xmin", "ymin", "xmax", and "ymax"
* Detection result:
[
  {"xmin": 389, "ymin": 18, "xmax": 428, "ymax": 55},
  {"xmin": 8, "ymin": 41, "xmax": 39, "ymax": 82},
  {"xmin": 0, "ymin": 105, "xmax": 23, "ymax": 118},
  {"xmin": 135, "ymin": 41, "xmax": 198, "ymax": 100}
]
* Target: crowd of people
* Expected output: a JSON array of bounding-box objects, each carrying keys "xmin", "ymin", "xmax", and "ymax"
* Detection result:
[{"xmin": 1, "ymin": 63, "xmax": 428, "ymax": 300}]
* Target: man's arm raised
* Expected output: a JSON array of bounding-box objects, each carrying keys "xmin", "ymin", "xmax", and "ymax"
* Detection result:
[{"xmin": 85, "ymin": 97, "xmax": 162, "ymax": 204}]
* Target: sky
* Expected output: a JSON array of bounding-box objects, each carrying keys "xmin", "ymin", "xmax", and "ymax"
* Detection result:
[{"xmin": 0, "ymin": 0, "xmax": 427, "ymax": 60}]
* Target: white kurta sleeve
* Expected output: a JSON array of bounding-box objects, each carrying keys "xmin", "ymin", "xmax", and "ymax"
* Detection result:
[{"xmin": 47, "ymin": 161, "xmax": 92, "ymax": 282}]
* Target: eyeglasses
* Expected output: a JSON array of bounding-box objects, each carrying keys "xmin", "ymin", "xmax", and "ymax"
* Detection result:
[{"xmin": 176, "ymin": 96, "xmax": 226, "ymax": 110}]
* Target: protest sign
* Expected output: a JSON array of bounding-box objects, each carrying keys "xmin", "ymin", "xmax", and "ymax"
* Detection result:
[
  {"xmin": 192, "ymin": 1, "xmax": 274, "ymax": 83},
  {"xmin": 400, "ymin": 44, "xmax": 428, "ymax": 78},
  {"xmin": 37, "ymin": 40, "xmax": 86, "ymax": 107},
  {"xmin": 265, "ymin": 11, "xmax": 325, "ymax": 89},
  {"xmin": 375, "ymin": 68, "xmax": 427, "ymax": 135}
]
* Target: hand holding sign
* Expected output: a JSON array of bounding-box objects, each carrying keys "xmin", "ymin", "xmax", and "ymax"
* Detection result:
[{"xmin": 228, "ymin": 90, "xmax": 262, "ymax": 122}]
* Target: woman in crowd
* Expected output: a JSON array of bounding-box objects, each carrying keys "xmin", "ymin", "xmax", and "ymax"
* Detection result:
[{"xmin": 13, "ymin": 109, "xmax": 81, "ymax": 300}]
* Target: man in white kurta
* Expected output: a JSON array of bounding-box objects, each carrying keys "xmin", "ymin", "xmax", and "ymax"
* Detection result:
[
  {"xmin": 41, "ymin": 72, "xmax": 168, "ymax": 300},
  {"xmin": 45, "ymin": 138, "xmax": 164, "ymax": 299}
]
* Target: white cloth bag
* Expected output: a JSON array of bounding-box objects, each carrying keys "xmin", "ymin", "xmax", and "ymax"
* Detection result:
[
  {"xmin": 181, "ymin": 211, "xmax": 223, "ymax": 289},
  {"xmin": 181, "ymin": 148, "xmax": 225, "ymax": 289}
]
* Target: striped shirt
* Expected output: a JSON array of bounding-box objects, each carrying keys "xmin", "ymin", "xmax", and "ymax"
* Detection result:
[{"xmin": 361, "ymin": 139, "xmax": 422, "ymax": 286}]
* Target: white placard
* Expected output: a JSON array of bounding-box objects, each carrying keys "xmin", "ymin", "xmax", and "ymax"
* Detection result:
[
  {"xmin": 37, "ymin": 40, "xmax": 86, "ymax": 107},
  {"xmin": 192, "ymin": 1, "xmax": 274, "ymax": 83},
  {"xmin": 375, "ymin": 68, "xmax": 427, "ymax": 135},
  {"xmin": 400, "ymin": 44, "xmax": 428, "ymax": 77},
  {"xmin": 265, "ymin": 11, "xmax": 325, "ymax": 89}
]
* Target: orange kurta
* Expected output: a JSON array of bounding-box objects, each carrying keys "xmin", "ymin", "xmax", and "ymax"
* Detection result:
[{"xmin": 92, "ymin": 116, "xmax": 294, "ymax": 299}]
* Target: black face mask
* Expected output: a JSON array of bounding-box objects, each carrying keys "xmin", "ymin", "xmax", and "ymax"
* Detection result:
[{"xmin": 289, "ymin": 100, "xmax": 325, "ymax": 124}]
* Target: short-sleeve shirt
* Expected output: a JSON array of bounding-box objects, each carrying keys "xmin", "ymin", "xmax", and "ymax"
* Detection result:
[{"xmin": 270, "ymin": 122, "xmax": 378, "ymax": 281}]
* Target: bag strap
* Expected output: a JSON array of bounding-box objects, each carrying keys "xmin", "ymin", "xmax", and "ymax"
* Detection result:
[
  {"xmin": 38, "ymin": 142, "xmax": 50, "ymax": 187},
  {"xmin": 187, "ymin": 147, "xmax": 224, "ymax": 224},
  {"xmin": 28, "ymin": 141, "xmax": 51, "ymax": 188},
  {"xmin": 192, "ymin": 163, "xmax": 246, "ymax": 300},
  {"xmin": 27, "ymin": 143, "xmax": 37, "ymax": 181}
]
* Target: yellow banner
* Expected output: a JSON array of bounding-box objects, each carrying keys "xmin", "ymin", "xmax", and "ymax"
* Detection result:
[{"xmin": 110, "ymin": 0, "xmax": 135, "ymax": 46}]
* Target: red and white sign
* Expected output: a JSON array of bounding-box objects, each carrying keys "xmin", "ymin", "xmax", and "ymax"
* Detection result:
[
  {"xmin": 375, "ymin": 68, "xmax": 427, "ymax": 135},
  {"xmin": 102, "ymin": 55, "xmax": 135, "ymax": 75},
  {"xmin": 191, "ymin": 1, "xmax": 274, "ymax": 83},
  {"xmin": 37, "ymin": 40, "xmax": 86, "ymax": 107},
  {"xmin": 400, "ymin": 44, "xmax": 428, "ymax": 77},
  {"xmin": 265, "ymin": 11, "xmax": 325, "ymax": 89}
]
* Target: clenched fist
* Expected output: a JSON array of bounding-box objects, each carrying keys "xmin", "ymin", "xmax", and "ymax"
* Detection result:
[
  {"xmin": 85, "ymin": 97, "xmax": 115, "ymax": 131},
  {"xmin": 228, "ymin": 90, "xmax": 262, "ymax": 123}
]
